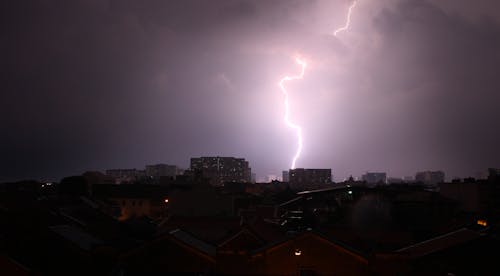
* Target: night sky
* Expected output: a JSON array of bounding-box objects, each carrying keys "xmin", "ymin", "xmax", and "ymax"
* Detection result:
[{"xmin": 2, "ymin": 0, "xmax": 500, "ymax": 182}]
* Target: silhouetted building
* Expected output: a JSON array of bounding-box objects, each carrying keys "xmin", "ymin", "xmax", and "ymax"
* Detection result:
[
  {"xmin": 92, "ymin": 184, "xmax": 170, "ymax": 220},
  {"xmin": 83, "ymin": 171, "xmax": 114, "ymax": 185},
  {"xmin": 439, "ymin": 179, "xmax": 492, "ymax": 213},
  {"xmin": 190, "ymin": 156, "xmax": 251, "ymax": 186},
  {"xmin": 59, "ymin": 176, "xmax": 89, "ymax": 196},
  {"xmin": 289, "ymin": 168, "xmax": 332, "ymax": 191},
  {"xmin": 250, "ymin": 173, "xmax": 257, "ymax": 183},
  {"xmin": 168, "ymin": 185, "xmax": 234, "ymax": 216},
  {"xmin": 282, "ymin": 170, "xmax": 289, "ymax": 182},
  {"xmin": 415, "ymin": 171, "xmax": 445, "ymax": 185},
  {"xmin": 362, "ymin": 172, "xmax": 387, "ymax": 184},
  {"xmin": 375, "ymin": 228, "xmax": 500, "ymax": 275},
  {"xmin": 111, "ymin": 197, "xmax": 169, "ymax": 221},
  {"xmin": 247, "ymin": 231, "xmax": 369, "ymax": 275},
  {"xmin": 145, "ymin": 164, "xmax": 178, "ymax": 179},
  {"xmin": 105, "ymin": 169, "xmax": 145, "ymax": 184},
  {"xmin": 119, "ymin": 229, "xmax": 216, "ymax": 275},
  {"xmin": 488, "ymin": 168, "xmax": 500, "ymax": 181},
  {"xmin": 403, "ymin": 176, "xmax": 415, "ymax": 183},
  {"xmin": 387, "ymin": 177, "xmax": 403, "ymax": 184}
]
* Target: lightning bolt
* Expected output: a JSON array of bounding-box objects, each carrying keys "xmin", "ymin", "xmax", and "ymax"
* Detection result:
[
  {"xmin": 279, "ymin": 57, "xmax": 307, "ymax": 169},
  {"xmin": 334, "ymin": 1, "xmax": 357, "ymax": 36},
  {"xmin": 279, "ymin": 1, "xmax": 357, "ymax": 169}
]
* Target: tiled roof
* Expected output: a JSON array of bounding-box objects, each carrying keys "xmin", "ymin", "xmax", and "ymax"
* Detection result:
[
  {"xmin": 49, "ymin": 224, "xmax": 103, "ymax": 251},
  {"xmin": 250, "ymin": 229, "xmax": 368, "ymax": 260},
  {"xmin": 395, "ymin": 228, "xmax": 481, "ymax": 258},
  {"xmin": 169, "ymin": 229, "xmax": 216, "ymax": 257}
]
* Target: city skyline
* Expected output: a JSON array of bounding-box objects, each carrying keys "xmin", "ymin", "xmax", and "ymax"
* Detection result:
[
  {"xmin": 0, "ymin": 150, "xmax": 488, "ymax": 183},
  {"xmin": 2, "ymin": 0, "xmax": 500, "ymax": 182},
  {"xmin": 2, "ymin": 154, "xmax": 479, "ymax": 184}
]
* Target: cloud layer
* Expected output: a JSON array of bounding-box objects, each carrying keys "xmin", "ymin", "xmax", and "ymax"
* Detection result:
[{"xmin": 1, "ymin": 0, "xmax": 499, "ymax": 181}]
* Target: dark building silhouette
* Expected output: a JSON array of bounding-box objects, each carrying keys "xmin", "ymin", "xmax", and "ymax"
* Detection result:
[
  {"xmin": 145, "ymin": 164, "xmax": 178, "ymax": 179},
  {"xmin": 439, "ymin": 175, "xmax": 500, "ymax": 214},
  {"xmin": 92, "ymin": 184, "xmax": 170, "ymax": 220},
  {"xmin": 289, "ymin": 168, "xmax": 332, "ymax": 191},
  {"xmin": 415, "ymin": 170, "xmax": 445, "ymax": 185},
  {"xmin": 190, "ymin": 156, "xmax": 251, "ymax": 186},
  {"xmin": 488, "ymin": 168, "xmax": 500, "ymax": 181},
  {"xmin": 282, "ymin": 170, "xmax": 290, "ymax": 182},
  {"xmin": 105, "ymin": 169, "xmax": 145, "ymax": 184},
  {"xmin": 1, "ymin": 167, "xmax": 499, "ymax": 275},
  {"xmin": 361, "ymin": 172, "xmax": 387, "ymax": 185}
]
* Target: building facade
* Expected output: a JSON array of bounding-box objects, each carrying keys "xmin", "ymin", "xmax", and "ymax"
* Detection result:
[
  {"xmin": 282, "ymin": 170, "xmax": 290, "ymax": 182},
  {"xmin": 105, "ymin": 169, "xmax": 145, "ymax": 184},
  {"xmin": 362, "ymin": 172, "xmax": 387, "ymax": 185},
  {"xmin": 415, "ymin": 171, "xmax": 445, "ymax": 185},
  {"xmin": 289, "ymin": 168, "xmax": 332, "ymax": 191},
  {"xmin": 190, "ymin": 156, "xmax": 251, "ymax": 186},
  {"xmin": 145, "ymin": 164, "xmax": 178, "ymax": 179}
]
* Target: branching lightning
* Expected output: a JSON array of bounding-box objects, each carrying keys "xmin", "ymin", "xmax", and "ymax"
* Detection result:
[
  {"xmin": 279, "ymin": 1, "xmax": 357, "ymax": 169},
  {"xmin": 334, "ymin": 1, "xmax": 357, "ymax": 36},
  {"xmin": 279, "ymin": 57, "xmax": 307, "ymax": 169}
]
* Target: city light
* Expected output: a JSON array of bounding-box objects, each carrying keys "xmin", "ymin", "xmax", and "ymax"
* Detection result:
[{"xmin": 477, "ymin": 219, "xmax": 487, "ymax": 227}]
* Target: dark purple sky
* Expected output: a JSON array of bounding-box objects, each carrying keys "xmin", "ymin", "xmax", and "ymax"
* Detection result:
[{"xmin": 2, "ymin": 0, "xmax": 500, "ymax": 182}]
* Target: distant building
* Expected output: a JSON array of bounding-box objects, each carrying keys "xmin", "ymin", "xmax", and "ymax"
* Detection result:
[
  {"xmin": 168, "ymin": 185, "xmax": 234, "ymax": 216},
  {"xmin": 92, "ymin": 184, "xmax": 170, "ymax": 220},
  {"xmin": 403, "ymin": 176, "xmax": 415, "ymax": 183},
  {"xmin": 387, "ymin": 177, "xmax": 403, "ymax": 184},
  {"xmin": 415, "ymin": 171, "xmax": 445, "ymax": 185},
  {"xmin": 289, "ymin": 168, "xmax": 332, "ymax": 191},
  {"xmin": 282, "ymin": 170, "xmax": 289, "ymax": 182},
  {"xmin": 439, "ymin": 178, "xmax": 495, "ymax": 213},
  {"xmin": 82, "ymin": 171, "xmax": 115, "ymax": 185},
  {"xmin": 112, "ymin": 197, "xmax": 168, "ymax": 221},
  {"xmin": 362, "ymin": 172, "xmax": 387, "ymax": 184},
  {"xmin": 145, "ymin": 164, "xmax": 178, "ymax": 179},
  {"xmin": 82, "ymin": 171, "xmax": 115, "ymax": 195},
  {"xmin": 190, "ymin": 156, "xmax": 251, "ymax": 186},
  {"xmin": 488, "ymin": 168, "xmax": 500, "ymax": 181},
  {"xmin": 105, "ymin": 169, "xmax": 145, "ymax": 184}
]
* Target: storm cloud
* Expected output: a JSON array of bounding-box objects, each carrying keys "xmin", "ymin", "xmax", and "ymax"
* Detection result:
[{"xmin": 1, "ymin": 0, "xmax": 499, "ymax": 181}]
